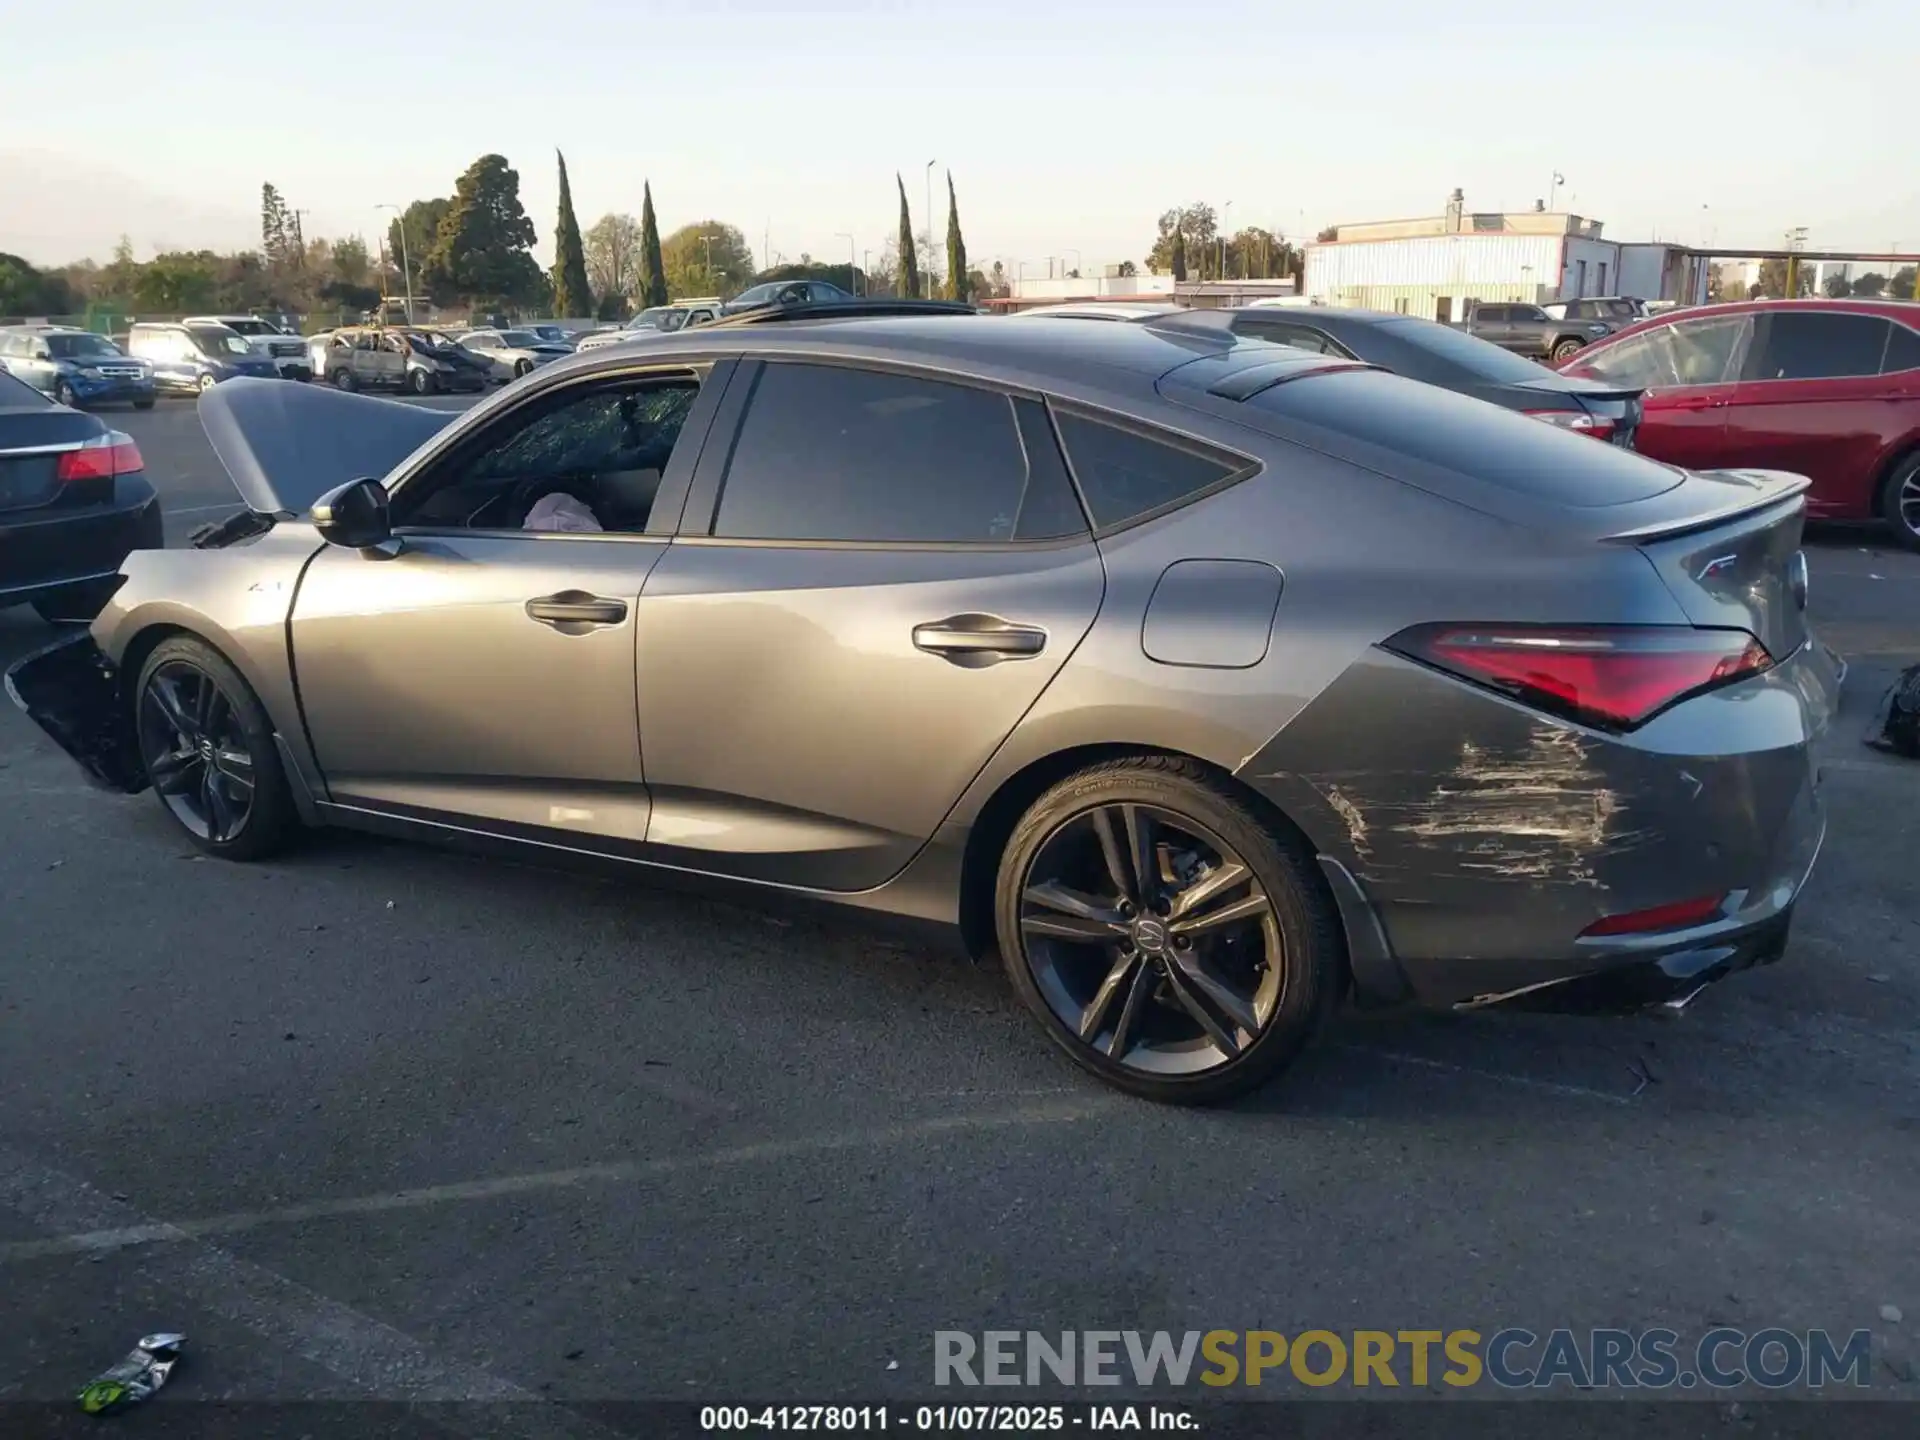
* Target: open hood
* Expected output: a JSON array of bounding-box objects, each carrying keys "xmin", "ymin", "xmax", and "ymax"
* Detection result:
[{"xmin": 198, "ymin": 377, "xmax": 458, "ymax": 516}]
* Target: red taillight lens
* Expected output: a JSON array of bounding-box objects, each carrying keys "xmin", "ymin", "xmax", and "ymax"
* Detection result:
[
  {"xmin": 1523, "ymin": 409, "xmax": 1616, "ymax": 441},
  {"xmin": 1581, "ymin": 893, "xmax": 1727, "ymax": 937},
  {"xmin": 55, "ymin": 431, "xmax": 143, "ymax": 483},
  {"xmin": 1387, "ymin": 624, "xmax": 1775, "ymax": 731}
]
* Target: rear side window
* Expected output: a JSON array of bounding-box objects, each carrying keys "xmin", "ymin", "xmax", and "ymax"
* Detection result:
[
  {"xmin": 1235, "ymin": 318, "xmax": 1335, "ymax": 355},
  {"xmin": 1748, "ymin": 311, "xmax": 1890, "ymax": 381},
  {"xmin": 1053, "ymin": 412, "xmax": 1245, "ymax": 530},
  {"xmin": 1248, "ymin": 369, "xmax": 1682, "ymax": 506},
  {"xmin": 1885, "ymin": 324, "xmax": 1920, "ymax": 374},
  {"xmin": 713, "ymin": 363, "xmax": 1085, "ymax": 543},
  {"xmin": 1475, "ymin": 305, "xmax": 1506, "ymax": 323},
  {"xmin": 0, "ymin": 367, "xmax": 51, "ymax": 407}
]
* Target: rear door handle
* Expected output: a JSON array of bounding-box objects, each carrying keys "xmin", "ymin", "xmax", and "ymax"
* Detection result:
[
  {"xmin": 1666, "ymin": 394, "xmax": 1724, "ymax": 411},
  {"xmin": 526, "ymin": 591, "xmax": 629, "ymax": 627},
  {"xmin": 912, "ymin": 614, "xmax": 1047, "ymax": 665}
]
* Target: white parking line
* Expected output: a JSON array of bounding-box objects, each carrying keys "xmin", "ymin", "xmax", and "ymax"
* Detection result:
[
  {"xmin": 1335, "ymin": 1044, "xmax": 1634, "ymax": 1105},
  {"xmin": 0, "ymin": 1097, "xmax": 1105, "ymax": 1265}
]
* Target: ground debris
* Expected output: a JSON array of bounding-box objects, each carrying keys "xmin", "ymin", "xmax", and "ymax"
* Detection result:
[
  {"xmin": 1868, "ymin": 663, "xmax": 1920, "ymax": 759},
  {"xmin": 77, "ymin": 1332, "xmax": 184, "ymax": 1414}
]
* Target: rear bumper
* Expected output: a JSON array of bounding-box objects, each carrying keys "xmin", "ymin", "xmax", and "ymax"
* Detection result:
[
  {"xmin": 3, "ymin": 633, "xmax": 146, "ymax": 793},
  {"xmin": 0, "ymin": 478, "xmax": 163, "ymax": 602},
  {"xmin": 1239, "ymin": 641, "xmax": 1837, "ymax": 1013}
]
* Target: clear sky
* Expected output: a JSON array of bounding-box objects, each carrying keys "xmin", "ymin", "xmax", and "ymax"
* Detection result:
[{"xmin": 4, "ymin": 0, "xmax": 1915, "ymax": 271}]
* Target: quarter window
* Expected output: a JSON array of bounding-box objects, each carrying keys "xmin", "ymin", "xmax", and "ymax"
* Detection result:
[
  {"xmin": 1748, "ymin": 311, "xmax": 1891, "ymax": 381},
  {"xmin": 1884, "ymin": 324, "xmax": 1920, "ymax": 375},
  {"xmin": 1574, "ymin": 314, "xmax": 1749, "ymax": 389},
  {"xmin": 712, "ymin": 363, "xmax": 1085, "ymax": 544},
  {"xmin": 1053, "ymin": 412, "xmax": 1244, "ymax": 531}
]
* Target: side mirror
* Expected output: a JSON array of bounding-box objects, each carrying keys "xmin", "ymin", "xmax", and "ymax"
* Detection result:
[{"xmin": 311, "ymin": 477, "xmax": 394, "ymax": 552}]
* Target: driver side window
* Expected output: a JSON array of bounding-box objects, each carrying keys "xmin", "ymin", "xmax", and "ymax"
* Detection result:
[{"xmin": 392, "ymin": 375, "xmax": 703, "ymax": 535}]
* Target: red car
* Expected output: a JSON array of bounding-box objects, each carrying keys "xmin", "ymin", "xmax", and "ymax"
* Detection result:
[{"xmin": 1557, "ymin": 298, "xmax": 1920, "ymax": 548}]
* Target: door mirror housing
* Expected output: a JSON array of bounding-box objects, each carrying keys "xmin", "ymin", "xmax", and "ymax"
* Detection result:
[{"xmin": 311, "ymin": 477, "xmax": 393, "ymax": 551}]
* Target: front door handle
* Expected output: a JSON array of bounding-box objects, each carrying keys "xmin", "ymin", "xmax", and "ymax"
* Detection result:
[
  {"xmin": 526, "ymin": 591, "xmax": 628, "ymax": 628},
  {"xmin": 912, "ymin": 614, "xmax": 1047, "ymax": 667}
]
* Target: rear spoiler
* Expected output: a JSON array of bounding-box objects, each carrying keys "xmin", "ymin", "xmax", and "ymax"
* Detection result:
[{"xmin": 1597, "ymin": 469, "xmax": 1810, "ymax": 544}]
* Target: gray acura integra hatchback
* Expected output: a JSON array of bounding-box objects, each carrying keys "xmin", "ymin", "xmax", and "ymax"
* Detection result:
[{"xmin": 8, "ymin": 303, "xmax": 1839, "ymax": 1104}]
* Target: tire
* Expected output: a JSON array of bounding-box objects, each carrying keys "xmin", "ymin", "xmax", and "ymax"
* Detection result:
[
  {"xmin": 1880, "ymin": 449, "xmax": 1920, "ymax": 552},
  {"xmin": 1549, "ymin": 337, "xmax": 1585, "ymax": 362},
  {"xmin": 197, "ymin": 373, "xmax": 218, "ymax": 395},
  {"xmin": 994, "ymin": 756, "xmax": 1343, "ymax": 1106},
  {"xmin": 31, "ymin": 578, "xmax": 122, "ymax": 625},
  {"xmin": 332, "ymin": 367, "xmax": 357, "ymax": 392},
  {"xmin": 133, "ymin": 636, "xmax": 297, "ymax": 861},
  {"xmin": 133, "ymin": 398, "xmax": 155, "ymax": 410},
  {"xmin": 54, "ymin": 379, "xmax": 79, "ymax": 407},
  {"xmin": 514, "ymin": 358, "xmax": 534, "ymax": 378},
  {"xmin": 409, "ymin": 366, "xmax": 434, "ymax": 395}
]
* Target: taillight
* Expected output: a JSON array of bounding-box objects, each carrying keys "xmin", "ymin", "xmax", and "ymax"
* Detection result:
[
  {"xmin": 1385, "ymin": 624, "xmax": 1775, "ymax": 731},
  {"xmin": 1523, "ymin": 409, "xmax": 1615, "ymax": 441},
  {"xmin": 55, "ymin": 431, "xmax": 144, "ymax": 483}
]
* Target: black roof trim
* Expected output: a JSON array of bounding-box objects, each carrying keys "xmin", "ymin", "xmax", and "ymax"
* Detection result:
[{"xmin": 712, "ymin": 299, "xmax": 980, "ymax": 327}]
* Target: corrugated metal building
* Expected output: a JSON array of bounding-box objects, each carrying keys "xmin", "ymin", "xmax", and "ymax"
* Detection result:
[{"xmin": 1304, "ymin": 190, "xmax": 1709, "ymax": 317}]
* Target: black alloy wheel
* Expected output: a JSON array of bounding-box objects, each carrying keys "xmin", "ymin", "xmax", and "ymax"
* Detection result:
[
  {"xmin": 997, "ymin": 757, "xmax": 1341, "ymax": 1104},
  {"xmin": 1880, "ymin": 451, "xmax": 1920, "ymax": 552},
  {"xmin": 134, "ymin": 637, "xmax": 295, "ymax": 859}
]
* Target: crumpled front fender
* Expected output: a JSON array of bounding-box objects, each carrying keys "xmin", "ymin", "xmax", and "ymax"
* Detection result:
[{"xmin": 3, "ymin": 632, "xmax": 147, "ymax": 793}]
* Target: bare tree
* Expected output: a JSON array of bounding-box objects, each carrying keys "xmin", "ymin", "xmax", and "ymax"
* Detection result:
[{"xmin": 584, "ymin": 213, "xmax": 643, "ymax": 310}]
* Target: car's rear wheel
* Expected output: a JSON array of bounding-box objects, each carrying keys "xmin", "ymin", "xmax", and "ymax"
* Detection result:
[
  {"xmin": 514, "ymin": 358, "xmax": 534, "ymax": 378},
  {"xmin": 332, "ymin": 367, "xmax": 357, "ymax": 391},
  {"xmin": 995, "ymin": 757, "xmax": 1342, "ymax": 1105},
  {"xmin": 1879, "ymin": 450, "xmax": 1920, "ymax": 552},
  {"xmin": 134, "ymin": 636, "xmax": 296, "ymax": 861},
  {"xmin": 1550, "ymin": 337, "xmax": 1585, "ymax": 362}
]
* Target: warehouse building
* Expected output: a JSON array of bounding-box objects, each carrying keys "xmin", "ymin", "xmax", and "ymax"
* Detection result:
[{"xmin": 1304, "ymin": 189, "xmax": 1711, "ymax": 319}]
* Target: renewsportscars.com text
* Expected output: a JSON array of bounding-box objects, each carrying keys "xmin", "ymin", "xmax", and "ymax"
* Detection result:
[{"xmin": 933, "ymin": 1328, "xmax": 1873, "ymax": 1391}]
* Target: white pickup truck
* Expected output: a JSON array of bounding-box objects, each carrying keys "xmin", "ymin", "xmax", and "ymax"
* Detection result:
[{"xmin": 182, "ymin": 315, "xmax": 312, "ymax": 380}]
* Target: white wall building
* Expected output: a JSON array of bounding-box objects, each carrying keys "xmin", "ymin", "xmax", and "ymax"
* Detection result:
[{"xmin": 1304, "ymin": 190, "xmax": 1710, "ymax": 317}]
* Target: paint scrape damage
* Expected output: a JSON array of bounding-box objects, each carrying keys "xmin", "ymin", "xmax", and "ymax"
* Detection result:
[{"xmin": 1314, "ymin": 726, "xmax": 1647, "ymax": 886}]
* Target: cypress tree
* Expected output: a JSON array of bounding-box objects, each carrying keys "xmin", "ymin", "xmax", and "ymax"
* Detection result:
[
  {"xmin": 1170, "ymin": 228, "xmax": 1188, "ymax": 283},
  {"xmin": 550, "ymin": 151, "xmax": 594, "ymax": 318},
  {"xmin": 944, "ymin": 171, "xmax": 968, "ymax": 303},
  {"xmin": 896, "ymin": 174, "xmax": 920, "ymax": 300},
  {"xmin": 639, "ymin": 182, "xmax": 668, "ymax": 307}
]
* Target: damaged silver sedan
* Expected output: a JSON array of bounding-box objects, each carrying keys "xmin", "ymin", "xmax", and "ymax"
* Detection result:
[{"xmin": 5, "ymin": 311, "xmax": 1843, "ymax": 1104}]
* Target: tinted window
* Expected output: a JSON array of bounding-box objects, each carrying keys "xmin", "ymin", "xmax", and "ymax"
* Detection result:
[
  {"xmin": 1248, "ymin": 369, "xmax": 1682, "ymax": 506},
  {"xmin": 714, "ymin": 364, "xmax": 1081, "ymax": 543},
  {"xmin": 1054, "ymin": 412, "xmax": 1243, "ymax": 530},
  {"xmin": 1374, "ymin": 319, "xmax": 1554, "ymax": 383},
  {"xmin": 1474, "ymin": 305, "xmax": 1506, "ymax": 323},
  {"xmin": 0, "ymin": 367, "xmax": 51, "ymax": 407},
  {"xmin": 1749, "ymin": 311, "xmax": 1890, "ymax": 381},
  {"xmin": 1885, "ymin": 324, "xmax": 1920, "ymax": 374},
  {"xmin": 1514, "ymin": 306, "xmax": 1549, "ymax": 323},
  {"xmin": 1235, "ymin": 319, "xmax": 1332, "ymax": 354}
]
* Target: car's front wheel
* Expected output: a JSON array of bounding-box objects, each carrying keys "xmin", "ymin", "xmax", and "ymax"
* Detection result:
[
  {"xmin": 1550, "ymin": 337, "xmax": 1586, "ymax": 362},
  {"xmin": 410, "ymin": 367, "xmax": 435, "ymax": 395},
  {"xmin": 995, "ymin": 757, "xmax": 1343, "ymax": 1105},
  {"xmin": 197, "ymin": 373, "xmax": 218, "ymax": 395},
  {"xmin": 134, "ymin": 636, "xmax": 297, "ymax": 861},
  {"xmin": 1879, "ymin": 450, "xmax": 1920, "ymax": 552}
]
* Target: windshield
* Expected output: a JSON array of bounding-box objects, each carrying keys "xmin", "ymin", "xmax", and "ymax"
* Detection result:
[
  {"xmin": 731, "ymin": 284, "xmax": 775, "ymax": 305},
  {"xmin": 1380, "ymin": 318, "xmax": 1558, "ymax": 382},
  {"xmin": 630, "ymin": 308, "xmax": 688, "ymax": 333},
  {"xmin": 189, "ymin": 327, "xmax": 256, "ymax": 357},
  {"xmin": 221, "ymin": 319, "xmax": 274, "ymax": 335},
  {"xmin": 497, "ymin": 330, "xmax": 538, "ymax": 347},
  {"xmin": 1599, "ymin": 299, "xmax": 1642, "ymax": 318},
  {"xmin": 48, "ymin": 333, "xmax": 124, "ymax": 359}
]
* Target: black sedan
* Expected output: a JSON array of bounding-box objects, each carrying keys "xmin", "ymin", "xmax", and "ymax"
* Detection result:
[
  {"xmin": 1019, "ymin": 304, "xmax": 1646, "ymax": 446},
  {"xmin": 0, "ymin": 368, "xmax": 163, "ymax": 623}
]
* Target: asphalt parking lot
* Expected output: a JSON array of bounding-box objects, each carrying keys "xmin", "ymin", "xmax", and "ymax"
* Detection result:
[{"xmin": 2, "ymin": 393, "xmax": 1917, "ymax": 1433}]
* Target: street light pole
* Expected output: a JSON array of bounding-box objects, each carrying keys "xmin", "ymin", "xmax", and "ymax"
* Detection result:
[
  {"xmin": 925, "ymin": 160, "xmax": 937, "ymax": 294},
  {"xmin": 376, "ymin": 204, "xmax": 413, "ymax": 323},
  {"xmin": 835, "ymin": 233, "xmax": 857, "ymax": 294},
  {"xmin": 1222, "ymin": 200, "xmax": 1234, "ymax": 282}
]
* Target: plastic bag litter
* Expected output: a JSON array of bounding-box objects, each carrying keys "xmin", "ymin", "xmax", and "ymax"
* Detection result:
[
  {"xmin": 523, "ymin": 493, "xmax": 604, "ymax": 533},
  {"xmin": 77, "ymin": 1332, "xmax": 184, "ymax": 1414},
  {"xmin": 1868, "ymin": 662, "xmax": 1920, "ymax": 759}
]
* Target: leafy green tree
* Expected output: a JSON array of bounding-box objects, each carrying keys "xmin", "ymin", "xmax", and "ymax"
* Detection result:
[
  {"xmin": 0, "ymin": 253, "xmax": 75, "ymax": 316},
  {"xmin": 944, "ymin": 172, "xmax": 968, "ymax": 302},
  {"xmin": 260, "ymin": 183, "xmax": 293, "ymax": 269},
  {"xmin": 1852, "ymin": 272, "xmax": 1888, "ymax": 297},
  {"xmin": 422, "ymin": 154, "xmax": 544, "ymax": 306},
  {"xmin": 661, "ymin": 221, "xmax": 755, "ymax": 298},
  {"xmin": 1170, "ymin": 228, "xmax": 1188, "ymax": 282},
  {"xmin": 1895, "ymin": 266, "xmax": 1920, "ymax": 300},
  {"xmin": 639, "ymin": 182, "xmax": 668, "ymax": 309},
  {"xmin": 550, "ymin": 151, "xmax": 595, "ymax": 318},
  {"xmin": 134, "ymin": 252, "xmax": 219, "ymax": 311},
  {"xmin": 1822, "ymin": 271, "xmax": 1853, "ymax": 299},
  {"xmin": 896, "ymin": 174, "xmax": 920, "ymax": 299},
  {"xmin": 1148, "ymin": 204, "xmax": 1217, "ymax": 278}
]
